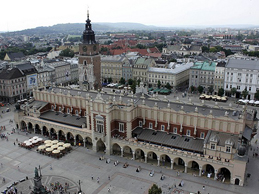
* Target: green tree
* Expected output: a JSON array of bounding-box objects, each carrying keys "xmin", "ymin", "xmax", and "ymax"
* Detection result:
[
  {"xmin": 128, "ymin": 78, "xmax": 133, "ymax": 85},
  {"xmin": 190, "ymin": 85, "xmax": 196, "ymax": 93},
  {"xmin": 131, "ymin": 79, "xmax": 137, "ymax": 94},
  {"xmin": 119, "ymin": 77, "xmax": 126, "ymax": 85},
  {"xmin": 242, "ymin": 88, "xmax": 249, "ymax": 99},
  {"xmin": 136, "ymin": 44, "xmax": 147, "ymax": 49},
  {"xmin": 231, "ymin": 87, "xmax": 237, "ymax": 97},
  {"xmin": 197, "ymin": 85, "xmax": 204, "ymax": 94},
  {"xmin": 201, "ymin": 46, "xmax": 209, "ymax": 53},
  {"xmin": 157, "ymin": 80, "xmax": 161, "ymax": 89},
  {"xmin": 165, "ymin": 83, "xmax": 171, "ymax": 90},
  {"xmin": 208, "ymin": 86, "xmax": 214, "ymax": 94},
  {"xmin": 137, "ymin": 78, "xmax": 141, "ymax": 87},
  {"xmin": 59, "ymin": 48, "xmax": 74, "ymax": 58},
  {"xmin": 108, "ymin": 77, "xmax": 113, "ymax": 83},
  {"xmin": 148, "ymin": 184, "xmax": 162, "ymax": 194},
  {"xmin": 255, "ymin": 90, "xmax": 259, "ymax": 100},
  {"xmin": 169, "ymin": 58, "xmax": 177, "ymax": 62},
  {"xmin": 218, "ymin": 88, "xmax": 225, "ymax": 97}
]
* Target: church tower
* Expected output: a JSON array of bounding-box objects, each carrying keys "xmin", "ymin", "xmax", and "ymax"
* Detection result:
[{"xmin": 78, "ymin": 10, "xmax": 101, "ymax": 90}]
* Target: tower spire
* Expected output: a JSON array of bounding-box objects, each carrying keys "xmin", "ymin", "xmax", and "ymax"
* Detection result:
[{"xmin": 82, "ymin": 7, "xmax": 96, "ymax": 44}]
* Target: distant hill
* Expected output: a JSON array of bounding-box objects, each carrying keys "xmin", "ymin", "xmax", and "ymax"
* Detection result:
[{"xmin": 2, "ymin": 22, "xmax": 162, "ymax": 36}]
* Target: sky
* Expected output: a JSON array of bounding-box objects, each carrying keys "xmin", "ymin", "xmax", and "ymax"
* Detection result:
[{"xmin": 1, "ymin": 0, "xmax": 259, "ymax": 32}]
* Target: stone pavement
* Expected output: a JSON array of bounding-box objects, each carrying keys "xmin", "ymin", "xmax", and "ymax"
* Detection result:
[{"xmin": 1, "ymin": 105, "xmax": 259, "ymax": 194}]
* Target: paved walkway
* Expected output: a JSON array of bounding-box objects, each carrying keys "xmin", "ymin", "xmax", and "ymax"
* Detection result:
[{"xmin": 1, "ymin": 105, "xmax": 259, "ymax": 194}]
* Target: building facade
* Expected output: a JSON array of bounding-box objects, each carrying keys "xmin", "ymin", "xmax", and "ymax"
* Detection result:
[
  {"xmin": 148, "ymin": 62, "xmax": 193, "ymax": 88},
  {"xmin": 0, "ymin": 67, "xmax": 26, "ymax": 103},
  {"xmin": 132, "ymin": 58, "xmax": 156, "ymax": 84},
  {"xmin": 224, "ymin": 59, "xmax": 259, "ymax": 99},
  {"xmin": 101, "ymin": 55, "xmax": 130, "ymax": 83},
  {"xmin": 14, "ymin": 87, "xmax": 256, "ymax": 186},
  {"xmin": 214, "ymin": 61, "xmax": 226, "ymax": 95},
  {"xmin": 189, "ymin": 62, "xmax": 217, "ymax": 92}
]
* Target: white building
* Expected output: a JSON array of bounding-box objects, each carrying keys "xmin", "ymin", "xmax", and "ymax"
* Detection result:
[
  {"xmin": 148, "ymin": 62, "xmax": 194, "ymax": 88},
  {"xmin": 224, "ymin": 59, "xmax": 259, "ymax": 99}
]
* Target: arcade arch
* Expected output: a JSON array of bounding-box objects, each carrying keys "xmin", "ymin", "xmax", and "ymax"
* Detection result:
[
  {"xmin": 174, "ymin": 157, "xmax": 185, "ymax": 172},
  {"xmin": 28, "ymin": 122, "xmax": 33, "ymax": 132},
  {"xmin": 75, "ymin": 134, "xmax": 83, "ymax": 146},
  {"xmin": 135, "ymin": 148, "xmax": 145, "ymax": 161},
  {"xmin": 112, "ymin": 143, "xmax": 121, "ymax": 155},
  {"xmin": 50, "ymin": 128, "xmax": 57, "ymax": 139},
  {"xmin": 67, "ymin": 132, "xmax": 74, "ymax": 145},
  {"xmin": 202, "ymin": 164, "xmax": 215, "ymax": 178},
  {"xmin": 217, "ymin": 167, "xmax": 231, "ymax": 183},
  {"xmin": 96, "ymin": 139, "xmax": 106, "ymax": 152},
  {"xmin": 42, "ymin": 126, "xmax": 49, "ymax": 136},
  {"xmin": 58, "ymin": 130, "xmax": 66, "ymax": 141},
  {"xmin": 146, "ymin": 151, "xmax": 158, "ymax": 165},
  {"xmin": 35, "ymin": 124, "xmax": 41, "ymax": 134},
  {"xmin": 187, "ymin": 160, "xmax": 200, "ymax": 175},
  {"xmin": 85, "ymin": 137, "xmax": 92, "ymax": 149},
  {"xmin": 123, "ymin": 146, "xmax": 132, "ymax": 159},
  {"xmin": 160, "ymin": 154, "xmax": 171, "ymax": 168}
]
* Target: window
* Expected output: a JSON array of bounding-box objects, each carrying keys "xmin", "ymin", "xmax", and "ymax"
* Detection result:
[
  {"xmin": 119, "ymin": 123, "xmax": 124, "ymax": 132},
  {"xmin": 161, "ymin": 125, "xmax": 165, "ymax": 131},
  {"xmin": 139, "ymin": 121, "xmax": 142, "ymax": 127},
  {"xmin": 226, "ymin": 146, "xmax": 231, "ymax": 153},
  {"xmin": 200, "ymin": 132, "xmax": 205, "ymax": 139},
  {"xmin": 51, "ymin": 105, "xmax": 54, "ymax": 111},
  {"xmin": 249, "ymin": 87, "xmax": 251, "ymax": 91},
  {"xmin": 59, "ymin": 107, "xmax": 62, "ymax": 112},
  {"xmin": 237, "ymin": 86, "xmax": 240, "ymax": 90},
  {"xmin": 211, "ymin": 143, "xmax": 216, "ymax": 150},
  {"xmin": 173, "ymin": 127, "xmax": 177, "ymax": 134},
  {"xmin": 96, "ymin": 120, "xmax": 104, "ymax": 133},
  {"xmin": 67, "ymin": 108, "xmax": 70, "ymax": 114},
  {"xmin": 75, "ymin": 110, "xmax": 78, "ymax": 116},
  {"xmin": 186, "ymin": 130, "xmax": 191, "ymax": 136},
  {"xmin": 149, "ymin": 122, "xmax": 153, "ymax": 129}
]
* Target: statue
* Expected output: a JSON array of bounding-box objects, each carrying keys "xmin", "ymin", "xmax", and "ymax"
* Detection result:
[{"xmin": 35, "ymin": 167, "xmax": 39, "ymax": 178}]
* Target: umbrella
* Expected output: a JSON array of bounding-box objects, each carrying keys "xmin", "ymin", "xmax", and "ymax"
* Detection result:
[
  {"xmin": 45, "ymin": 143, "xmax": 53, "ymax": 147},
  {"xmin": 32, "ymin": 140, "xmax": 38, "ymax": 144},
  {"xmin": 46, "ymin": 148, "xmax": 53, "ymax": 152},
  {"xmin": 51, "ymin": 145, "xmax": 58, "ymax": 149},
  {"xmin": 52, "ymin": 150, "xmax": 60, "ymax": 154},
  {"xmin": 63, "ymin": 143, "xmax": 71, "ymax": 148},
  {"xmin": 38, "ymin": 145, "xmax": 46, "ymax": 150},
  {"xmin": 44, "ymin": 140, "xmax": 52, "ymax": 144},
  {"xmin": 52, "ymin": 140, "xmax": 59, "ymax": 144},
  {"xmin": 26, "ymin": 142, "xmax": 32, "ymax": 146},
  {"xmin": 57, "ymin": 142, "xmax": 65, "ymax": 146},
  {"xmin": 23, "ymin": 140, "xmax": 30, "ymax": 144},
  {"xmin": 58, "ymin": 147, "xmax": 65, "ymax": 151},
  {"xmin": 33, "ymin": 136, "xmax": 39, "ymax": 139},
  {"xmin": 37, "ymin": 138, "xmax": 43, "ymax": 141}
]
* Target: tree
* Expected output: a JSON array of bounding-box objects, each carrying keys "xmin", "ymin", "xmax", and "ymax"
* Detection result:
[
  {"xmin": 201, "ymin": 46, "xmax": 209, "ymax": 53},
  {"xmin": 197, "ymin": 85, "xmax": 204, "ymax": 94},
  {"xmin": 148, "ymin": 184, "xmax": 162, "ymax": 194},
  {"xmin": 230, "ymin": 87, "xmax": 237, "ymax": 97},
  {"xmin": 255, "ymin": 90, "xmax": 259, "ymax": 100},
  {"xmin": 59, "ymin": 48, "xmax": 74, "ymax": 58},
  {"xmin": 242, "ymin": 88, "xmax": 249, "ymax": 99},
  {"xmin": 208, "ymin": 86, "xmax": 214, "ymax": 94},
  {"xmin": 137, "ymin": 78, "xmax": 141, "ymax": 87},
  {"xmin": 128, "ymin": 78, "xmax": 133, "ymax": 85},
  {"xmin": 119, "ymin": 77, "xmax": 126, "ymax": 85},
  {"xmin": 157, "ymin": 80, "xmax": 161, "ymax": 88},
  {"xmin": 108, "ymin": 77, "xmax": 113, "ymax": 83},
  {"xmin": 131, "ymin": 79, "xmax": 137, "ymax": 94},
  {"xmin": 190, "ymin": 85, "xmax": 196, "ymax": 93},
  {"xmin": 218, "ymin": 88, "xmax": 225, "ymax": 97},
  {"xmin": 165, "ymin": 83, "xmax": 171, "ymax": 90}
]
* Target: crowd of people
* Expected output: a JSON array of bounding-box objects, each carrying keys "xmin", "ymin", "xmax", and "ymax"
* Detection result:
[{"xmin": 49, "ymin": 181, "xmax": 69, "ymax": 193}]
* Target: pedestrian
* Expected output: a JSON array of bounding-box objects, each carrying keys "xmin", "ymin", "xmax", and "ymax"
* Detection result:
[
  {"xmin": 50, "ymin": 165, "xmax": 52, "ymax": 170},
  {"xmin": 108, "ymin": 187, "xmax": 110, "ymax": 192},
  {"xmin": 108, "ymin": 176, "xmax": 110, "ymax": 180},
  {"xmin": 91, "ymin": 174, "xmax": 93, "ymax": 180},
  {"xmin": 203, "ymin": 186, "xmax": 205, "ymax": 190},
  {"xmin": 14, "ymin": 142, "xmax": 16, "ymax": 146},
  {"xmin": 97, "ymin": 177, "xmax": 99, "ymax": 184}
]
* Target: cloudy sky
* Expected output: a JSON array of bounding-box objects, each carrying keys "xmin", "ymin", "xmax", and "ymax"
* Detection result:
[{"xmin": 1, "ymin": 0, "xmax": 258, "ymax": 31}]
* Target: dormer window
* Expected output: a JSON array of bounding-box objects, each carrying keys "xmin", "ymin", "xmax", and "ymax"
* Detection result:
[
  {"xmin": 67, "ymin": 108, "xmax": 70, "ymax": 114},
  {"xmin": 186, "ymin": 130, "xmax": 191, "ymax": 136},
  {"xmin": 161, "ymin": 125, "xmax": 165, "ymax": 131},
  {"xmin": 211, "ymin": 143, "xmax": 216, "ymax": 150},
  {"xmin": 75, "ymin": 110, "xmax": 78, "ymax": 116},
  {"xmin": 139, "ymin": 121, "xmax": 142, "ymax": 127},
  {"xmin": 173, "ymin": 127, "xmax": 177, "ymax": 134},
  {"xmin": 226, "ymin": 146, "xmax": 231, "ymax": 153},
  {"xmin": 149, "ymin": 123, "xmax": 153, "ymax": 129},
  {"xmin": 200, "ymin": 132, "xmax": 205, "ymax": 139}
]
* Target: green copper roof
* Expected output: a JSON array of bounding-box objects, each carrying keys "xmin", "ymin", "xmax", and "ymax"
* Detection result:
[{"xmin": 191, "ymin": 61, "xmax": 216, "ymax": 71}]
